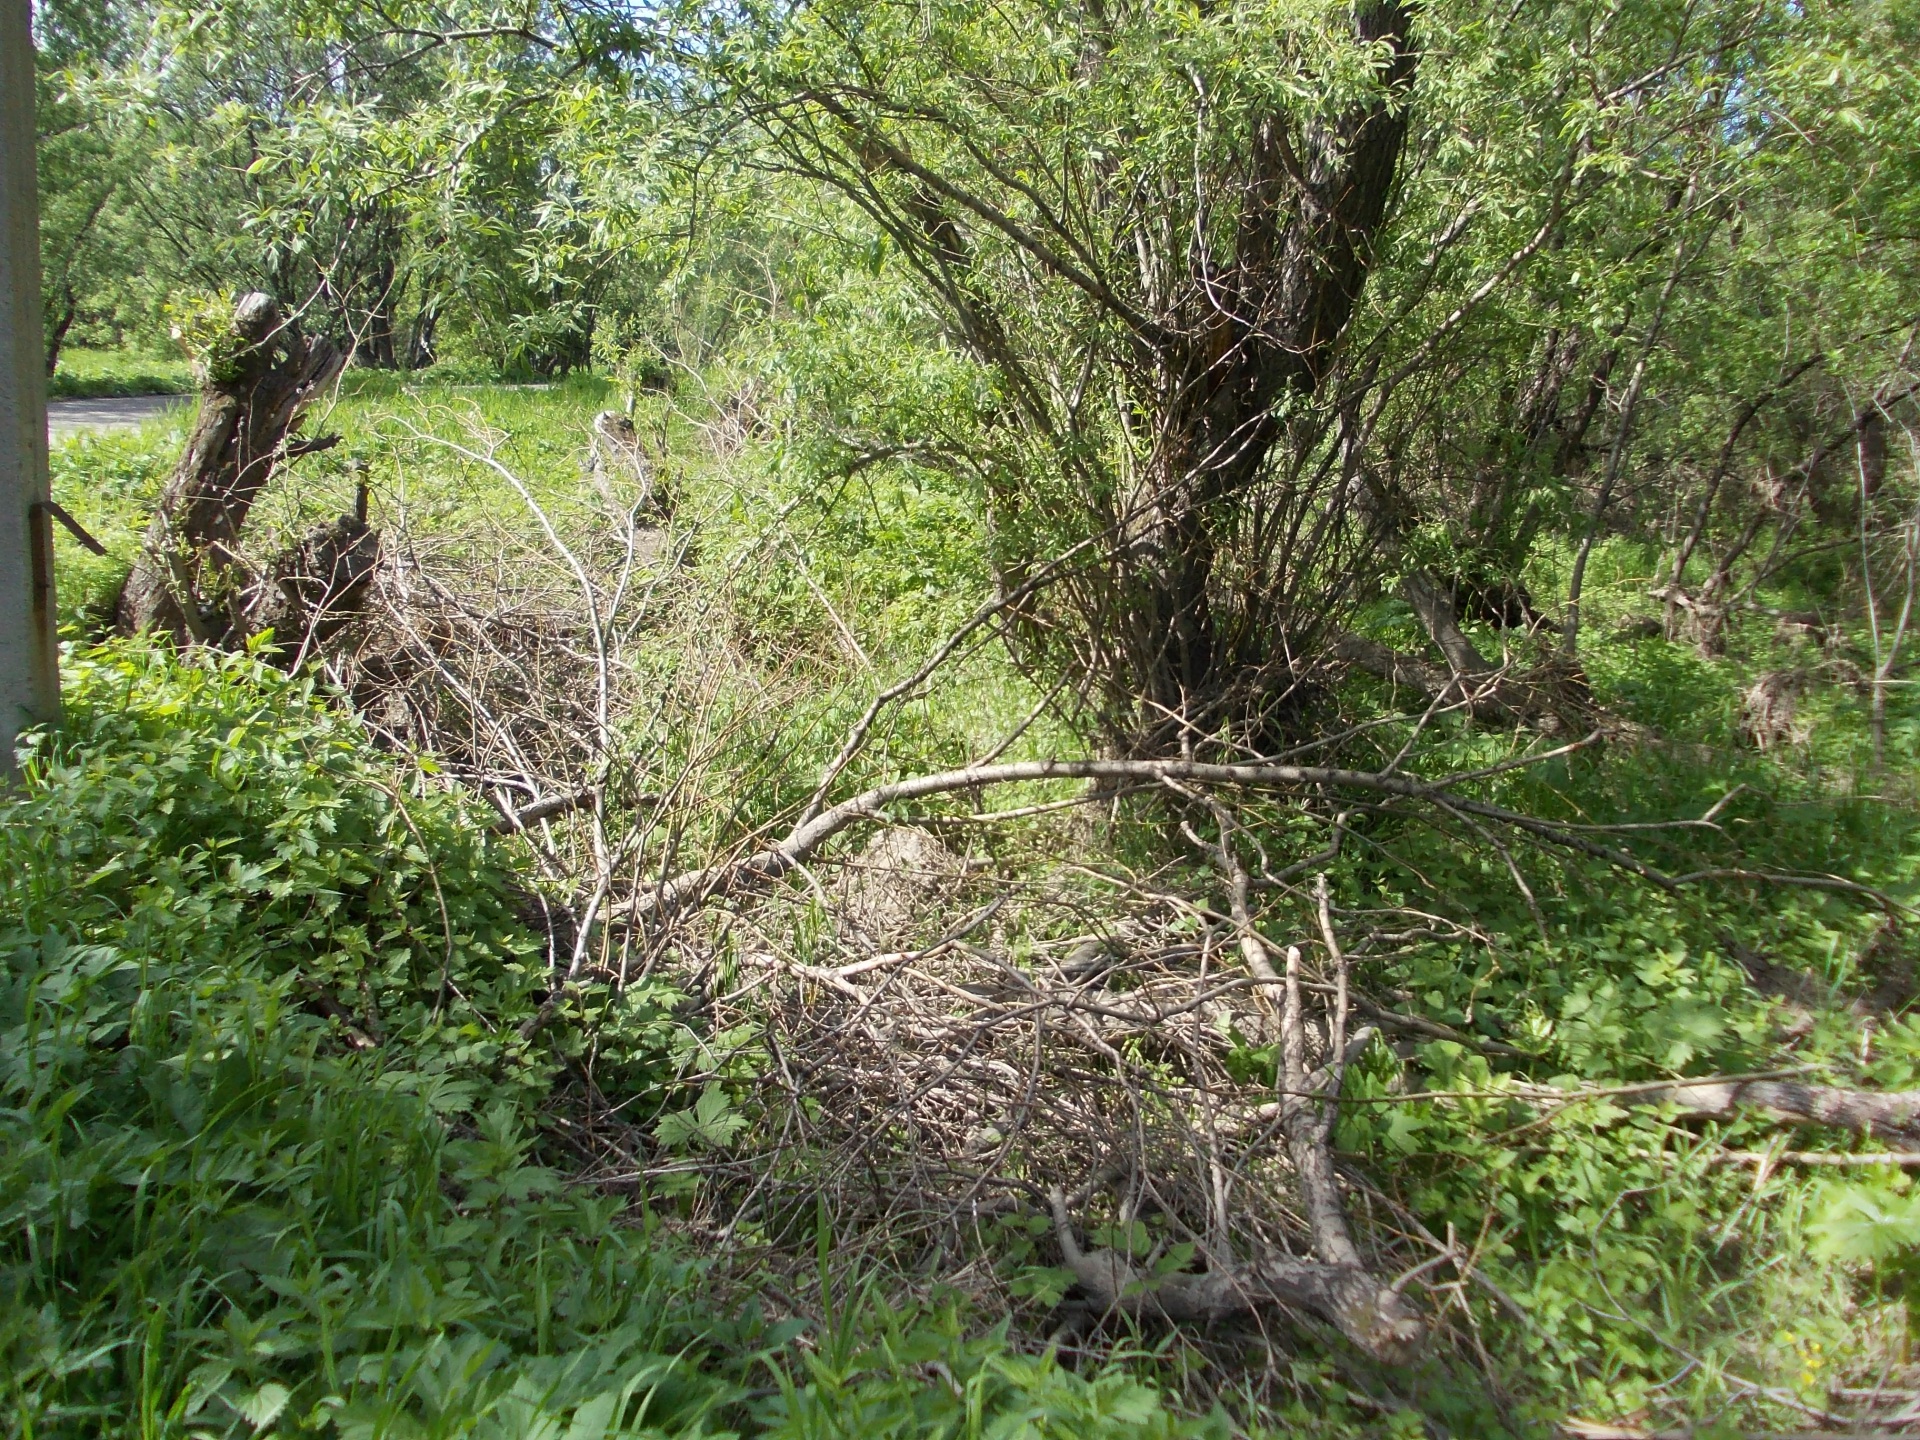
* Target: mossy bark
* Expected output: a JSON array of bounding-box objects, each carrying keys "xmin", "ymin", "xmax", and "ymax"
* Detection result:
[{"xmin": 117, "ymin": 292, "xmax": 346, "ymax": 644}]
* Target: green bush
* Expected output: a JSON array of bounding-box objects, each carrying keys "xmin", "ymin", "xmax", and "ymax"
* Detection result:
[
  {"xmin": 0, "ymin": 640, "xmax": 761, "ymax": 1437},
  {"xmin": 1, "ymin": 641, "xmax": 1219, "ymax": 1439},
  {"xmin": 7, "ymin": 641, "xmax": 550, "ymax": 1090}
]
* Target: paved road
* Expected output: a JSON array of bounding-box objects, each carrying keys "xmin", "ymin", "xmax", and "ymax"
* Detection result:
[{"xmin": 47, "ymin": 394, "xmax": 191, "ymax": 438}]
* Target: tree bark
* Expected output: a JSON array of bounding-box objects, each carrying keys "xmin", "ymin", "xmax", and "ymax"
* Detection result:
[
  {"xmin": 43, "ymin": 279, "xmax": 75, "ymax": 377},
  {"xmin": 1638, "ymin": 1077, "xmax": 1920, "ymax": 1145},
  {"xmin": 1401, "ymin": 570, "xmax": 1494, "ymax": 681},
  {"xmin": 116, "ymin": 292, "xmax": 346, "ymax": 643},
  {"xmin": 1119, "ymin": 4, "xmax": 1416, "ymax": 750}
]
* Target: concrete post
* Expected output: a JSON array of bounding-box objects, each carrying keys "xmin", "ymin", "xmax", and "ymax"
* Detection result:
[{"xmin": 0, "ymin": 0, "xmax": 60, "ymax": 778}]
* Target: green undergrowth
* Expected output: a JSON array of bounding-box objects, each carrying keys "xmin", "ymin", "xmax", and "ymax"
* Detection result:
[
  {"xmin": 47, "ymin": 348, "xmax": 197, "ymax": 399},
  {"xmin": 35, "ymin": 375, "xmax": 1920, "ymax": 1434},
  {"xmin": 0, "ymin": 640, "xmax": 1226, "ymax": 1439},
  {"xmin": 1279, "ymin": 672, "xmax": 1920, "ymax": 1426}
]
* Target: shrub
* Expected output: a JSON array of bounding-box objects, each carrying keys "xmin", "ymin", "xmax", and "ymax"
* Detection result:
[
  {"xmin": 0, "ymin": 641, "xmax": 748, "ymax": 1436},
  {"xmin": 0, "ymin": 641, "xmax": 1216, "ymax": 1439}
]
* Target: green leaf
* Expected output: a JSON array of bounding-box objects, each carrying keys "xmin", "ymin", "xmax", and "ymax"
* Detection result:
[
  {"xmin": 236, "ymin": 1381, "xmax": 291, "ymax": 1431},
  {"xmin": 654, "ymin": 1084, "xmax": 749, "ymax": 1151},
  {"xmin": 1812, "ymin": 1183, "xmax": 1920, "ymax": 1265}
]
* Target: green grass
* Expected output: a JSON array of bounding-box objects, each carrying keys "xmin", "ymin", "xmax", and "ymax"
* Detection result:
[
  {"xmin": 32, "ymin": 371, "xmax": 1920, "ymax": 1437},
  {"xmin": 46, "ymin": 372, "xmax": 627, "ymax": 622},
  {"xmin": 47, "ymin": 347, "xmax": 197, "ymax": 398}
]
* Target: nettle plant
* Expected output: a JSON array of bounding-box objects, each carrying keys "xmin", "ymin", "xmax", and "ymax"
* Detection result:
[
  {"xmin": 0, "ymin": 641, "xmax": 748, "ymax": 1436},
  {"xmin": 5, "ymin": 639, "xmax": 549, "ymax": 1086}
]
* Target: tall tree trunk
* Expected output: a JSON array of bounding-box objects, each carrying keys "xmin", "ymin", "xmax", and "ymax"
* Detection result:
[
  {"xmin": 405, "ymin": 303, "xmax": 439, "ymax": 370},
  {"xmin": 356, "ymin": 249, "xmax": 399, "ymax": 368},
  {"xmin": 1117, "ymin": 2, "xmax": 1417, "ymax": 751},
  {"xmin": 43, "ymin": 280, "xmax": 75, "ymax": 377}
]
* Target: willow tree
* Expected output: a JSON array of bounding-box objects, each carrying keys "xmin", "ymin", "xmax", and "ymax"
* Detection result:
[
  {"xmin": 687, "ymin": 0, "xmax": 1417, "ymax": 754},
  {"xmin": 683, "ymin": 0, "xmax": 1813, "ymax": 751}
]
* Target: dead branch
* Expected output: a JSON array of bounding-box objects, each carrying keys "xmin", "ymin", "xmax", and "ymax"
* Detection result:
[
  {"xmin": 1331, "ymin": 631, "xmax": 1572, "ymax": 732},
  {"xmin": 624, "ymin": 755, "xmax": 1526, "ymax": 924},
  {"xmin": 619, "ymin": 751, "xmax": 1883, "ymax": 927},
  {"xmin": 492, "ymin": 788, "xmax": 597, "ymax": 833},
  {"xmin": 1046, "ymin": 1186, "xmax": 1425, "ymax": 1363},
  {"xmin": 1281, "ymin": 1067, "xmax": 1920, "ymax": 1147},
  {"xmin": 1635, "ymin": 1076, "xmax": 1920, "ymax": 1145},
  {"xmin": 1276, "ymin": 921, "xmax": 1427, "ymax": 1360}
]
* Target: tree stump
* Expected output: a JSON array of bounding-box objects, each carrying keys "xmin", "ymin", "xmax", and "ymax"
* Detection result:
[
  {"xmin": 117, "ymin": 292, "xmax": 348, "ymax": 644},
  {"xmin": 588, "ymin": 410, "xmax": 667, "ymax": 514}
]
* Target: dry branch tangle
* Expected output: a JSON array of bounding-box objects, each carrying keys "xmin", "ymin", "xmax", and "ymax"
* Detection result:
[
  {"xmin": 1049, "ymin": 1189, "xmax": 1425, "ymax": 1364},
  {"xmin": 1330, "ymin": 631, "xmax": 1598, "ymax": 734},
  {"xmin": 696, "ymin": 828, "xmax": 1431, "ymax": 1364},
  {"xmin": 608, "ymin": 783, "xmax": 1913, "ymax": 1374},
  {"xmin": 735, "ymin": 920, "xmax": 1432, "ymax": 1362}
]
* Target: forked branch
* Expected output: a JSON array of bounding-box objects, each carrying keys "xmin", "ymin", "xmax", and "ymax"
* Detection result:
[{"xmin": 1043, "ymin": 914, "xmax": 1424, "ymax": 1363}]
